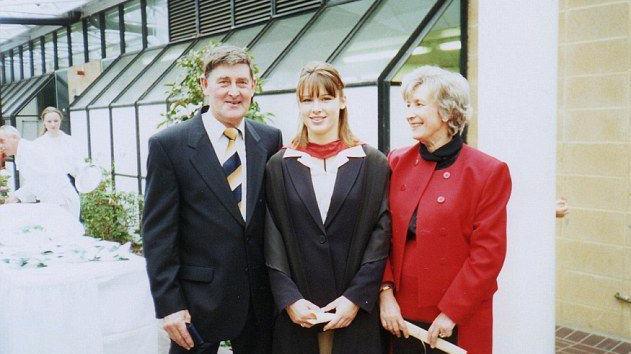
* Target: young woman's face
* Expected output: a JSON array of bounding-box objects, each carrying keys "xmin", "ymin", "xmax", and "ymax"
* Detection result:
[
  {"xmin": 43, "ymin": 112, "xmax": 62, "ymax": 134},
  {"xmin": 299, "ymin": 87, "xmax": 346, "ymax": 144}
]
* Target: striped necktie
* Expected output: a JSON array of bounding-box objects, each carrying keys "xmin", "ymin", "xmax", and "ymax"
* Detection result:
[{"xmin": 222, "ymin": 127, "xmax": 243, "ymax": 215}]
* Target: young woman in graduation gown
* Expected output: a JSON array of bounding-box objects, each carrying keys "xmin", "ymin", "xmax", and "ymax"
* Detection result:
[{"xmin": 264, "ymin": 62, "xmax": 391, "ymax": 354}]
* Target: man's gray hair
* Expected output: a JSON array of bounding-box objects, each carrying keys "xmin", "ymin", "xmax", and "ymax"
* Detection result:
[{"xmin": 0, "ymin": 125, "xmax": 20, "ymax": 136}]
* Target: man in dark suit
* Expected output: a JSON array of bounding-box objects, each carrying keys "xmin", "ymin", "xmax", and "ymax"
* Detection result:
[{"xmin": 142, "ymin": 45, "xmax": 282, "ymax": 354}]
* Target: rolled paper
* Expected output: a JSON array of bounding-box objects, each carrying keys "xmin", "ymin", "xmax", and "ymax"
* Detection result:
[
  {"xmin": 404, "ymin": 321, "xmax": 467, "ymax": 354},
  {"xmin": 306, "ymin": 311, "xmax": 336, "ymax": 325}
]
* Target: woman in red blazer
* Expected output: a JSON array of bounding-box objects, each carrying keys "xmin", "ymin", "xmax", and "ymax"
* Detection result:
[{"xmin": 379, "ymin": 66, "xmax": 511, "ymax": 354}]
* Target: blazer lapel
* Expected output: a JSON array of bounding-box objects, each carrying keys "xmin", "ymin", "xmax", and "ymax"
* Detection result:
[
  {"xmin": 187, "ymin": 112, "xmax": 245, "ymax": 226},
  {"xmin": 244, "ymin": 120, "xmax": 267, "ymax": 227},
  {"xmin": 284, "ymin": 157, "xmax": 326, "ymax": 233},
  {"xmin": 324, "ymin": 156, "xmax": 364, "ymax": 227}
]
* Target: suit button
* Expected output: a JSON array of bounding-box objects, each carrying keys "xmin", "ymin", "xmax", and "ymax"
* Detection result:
[
  {"xmin": 244, "ymin": 266, "xmax": 249, "ymax": 272},
  {"xmin": 440, "ymin": 258, "xmax": 446, "ymax": 265},
  {"xmin": 440, "ymin": 228, "xmax": 447, "ymax": 237},
  {"xmin": 423, "ymin": 267, "xmax": 429, "ymax": 271},
  {"xmin": 319, "ymin": 235, "xmax": 326, "ymax": 244},
  {"xmin": 400, "ymin": 184, "xmax": 406, "ymax": 191},
  {"xmin": 414, "ymin": 158, "xmax": 420, "ymax": 166},
  {"xmin": 443, "ymin": 172, "xmax": 451, "ymax": 179},
  {"xmin": 437, "ymin": 196, "xmax": 445, "ymax": 203}
]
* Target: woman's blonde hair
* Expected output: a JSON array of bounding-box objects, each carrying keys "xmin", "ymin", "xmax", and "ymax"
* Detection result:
[
  {"xmin": 290, "ymin": 61, "xmax": 359, "ymax": 148},
  {"xmin": 401, "ymin": 66, "xmax": 471, "ymax": 137},
  {"xmin": 39, "ymin": 106, "xmax": 65, "ymax": 135}
]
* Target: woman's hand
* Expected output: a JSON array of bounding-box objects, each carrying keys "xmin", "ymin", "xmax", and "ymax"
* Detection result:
[
  {"xmin": 286, "ymin": 299, "xmax": 320, "ymax": 328},
  {"xmin": 321, "ymin": 296, "xmax": 359, "ymax": 331},
  {"xmin": 379, "ymin": 289, "xmax": 409, "ymax": 338},
  {"xmin": 427, "ymin": 312, "xmax": 455, "ymax": 348}
]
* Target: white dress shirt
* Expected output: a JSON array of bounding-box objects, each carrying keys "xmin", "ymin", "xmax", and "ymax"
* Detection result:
[
  {"xmin": 13, "ymin": 139, "xmax": 80, "ymax": 218},
  {"xmin": 283, "ymin": 145, "xmax": 366, "ymax": 222},
  {"xmin": 202, "ymin": 111, "xmax": 247, "ymax": 219}
]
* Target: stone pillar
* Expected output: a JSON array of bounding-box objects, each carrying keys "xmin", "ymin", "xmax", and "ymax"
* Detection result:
[{"xmin": 477, "ymin": 1, "xmax": 558, "ymax": 353}]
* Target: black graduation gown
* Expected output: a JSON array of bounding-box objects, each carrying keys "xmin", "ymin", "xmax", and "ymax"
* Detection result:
[{"xmin": 264, "ymin": 144, "xmax": 391, "ymax": 354}]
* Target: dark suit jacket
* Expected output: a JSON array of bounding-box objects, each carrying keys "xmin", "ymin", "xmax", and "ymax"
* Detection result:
[
  {"xmin": 142, "ymin": 107, "xmax": 282, "ymax": 342},
  {"xmin": 265, "ymin": 145, "xmax": 391, "ymax": 354}
]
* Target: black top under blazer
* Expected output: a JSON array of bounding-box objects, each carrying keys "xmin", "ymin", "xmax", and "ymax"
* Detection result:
[{"xmin": 142, "ymin": 107, "xmax": 282, "ymax": 342}]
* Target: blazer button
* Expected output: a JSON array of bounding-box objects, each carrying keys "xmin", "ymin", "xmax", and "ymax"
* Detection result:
[
  {"xmin": 244, "ymin": 266, "xmax": 249, "ymax": 272},
  {"xmin": 443, "ymin": 172, "xmax": 451, "ymax": 179},
  {"xmin": 440, "ymin": 258, "xmax": 446, "ymax": 265},
  {"xmin": 414, "ymin": 158, "xmax": 420, "ymax": 166},
  {"xmin": 440, "ymin": 228, "xmax": 447, "ymax": 237},
  {"xmin": 437, "ymin": 196, "xmax": 445, "ymax": 203},
  {"xmin": 319, "ymin": 235, "xmax": 327, "ymax": 244},
  {"xmin": 400, "ymin": 184, "xmax": 406, "ymax": 191}
]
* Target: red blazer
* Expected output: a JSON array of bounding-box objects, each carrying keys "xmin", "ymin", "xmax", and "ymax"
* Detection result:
[{"xmin": 383, "ymin": 143, "xmax": 511, "ymax": 353}]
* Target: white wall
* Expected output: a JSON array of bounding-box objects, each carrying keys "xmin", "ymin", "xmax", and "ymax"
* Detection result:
[
  {"xmin": 69, "ymin": 110, "xmax": 90, "ymax": 160},
  {"xmin": 477, "ymin": 1, "xmax": 558, "ymax": 353},
  {"xmin": 88, "ymin": 108, "xmax": 112, "ymax": 171},
  {"xmin": 137, "ymin": 104, "xmax": 166, "ymax": 178},
  {"xmin": 112, "ymin": 106, "xmax": 138, "ymax": 176}
]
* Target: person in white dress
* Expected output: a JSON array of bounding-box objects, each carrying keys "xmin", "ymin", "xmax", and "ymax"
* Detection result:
[
  {"xmin": 0, "ymin": 124, "xmax": 80, "ymax": 218},
  {"xmin": 33, "ymin": 107, "xmax": 85, "ymax": 180}
]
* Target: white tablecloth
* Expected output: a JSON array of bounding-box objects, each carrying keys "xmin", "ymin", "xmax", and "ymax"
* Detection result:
[{"xmin": 0, "ymin": 255, "xmax": 158, "ymax": 354}]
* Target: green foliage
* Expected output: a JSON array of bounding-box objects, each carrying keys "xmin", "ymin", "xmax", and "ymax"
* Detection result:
[
  {"xmin": 80, "ymin": 172, "xmax": 143, "ymax": 245},
  {"xmin": 0, "ymin": 171, "xmax": 9, "ymax": 205},
  {"xmin": 159, "ymin": 40, "xmax": 273, "ymax": 128}
]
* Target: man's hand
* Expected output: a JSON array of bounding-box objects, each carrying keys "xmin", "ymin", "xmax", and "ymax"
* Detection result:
[
  {"xmin": 427, "ymin": 312, "xmax": 455, "ymax": 348},
  {"xmin": 286, "ymin": 299, "xmax": 320, "ymax": 328},
  {"xmin": 321, "ymin": 296, "xmax": 359, "ymax": 331},
  {"xmin": 379, "ymin": 289, "xmax": 409, "ymax": 338},
  {"xmin": 162, "ymin": 309, "xmax": 194, "ymax": 350}
]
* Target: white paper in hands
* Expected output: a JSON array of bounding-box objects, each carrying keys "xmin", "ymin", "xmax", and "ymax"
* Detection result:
[
  {"xmin": 306, "ymin": 311, "xmax": 335, "ymax": 325},
  {"xmin": 404, "ymin": 321, "xmax": 467, "ymax": 354}
]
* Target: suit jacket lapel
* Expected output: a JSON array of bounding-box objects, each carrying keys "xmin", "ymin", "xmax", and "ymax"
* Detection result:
[
  {"xmin": 244, "ymin": 120, "xmax": 266, "ymax": 227},
  {"xmin": 187, "ymin": 113, "xmax": 245, "ymax": 226},
  {"xmin": 324, "ymin": 156, "xmax": 364, "ymax": 227},
  {"xmin": 397, "ymin": 146, "xmax": 436, "ymax": 228},
  {"xmin": 284, "ymin": 157, "xmax": 326, "ymax": 233}
]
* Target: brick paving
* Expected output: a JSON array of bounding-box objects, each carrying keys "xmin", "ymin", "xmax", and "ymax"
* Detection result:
[{"xmin": 556, "ymin": 326, "xmax": 631, "ymax": 354}]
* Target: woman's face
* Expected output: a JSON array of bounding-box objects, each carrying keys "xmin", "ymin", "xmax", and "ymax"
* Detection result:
[
  {"xmin": 405, "ymin": 85, "xmax": 449, "ymax": 143},
  {"xmin": 43, "ymin": 112, "xmax": 62, "ymax": 134},
  {"xmin": 299, "ymin": 87, "xmax": 346, "ymax": 143}
]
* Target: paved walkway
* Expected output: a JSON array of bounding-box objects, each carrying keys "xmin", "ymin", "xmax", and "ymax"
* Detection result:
[{"xmin": 556, "ymin": 326, "xmax": 630, "ymax": 353}]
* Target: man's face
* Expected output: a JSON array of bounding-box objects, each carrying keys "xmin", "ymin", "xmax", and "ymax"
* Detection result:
[
  {"xmin": 0, "ymin": 132, "xmax": 19, "ymax": 156},
  {"xmin": 200, "ymin": 63, "xmax": 255, "ymax": 127}
]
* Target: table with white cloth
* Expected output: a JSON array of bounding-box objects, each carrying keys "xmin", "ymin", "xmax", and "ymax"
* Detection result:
[{"xmin": 0, "ymin": 203, "xmax": 159, "ymax": 354}]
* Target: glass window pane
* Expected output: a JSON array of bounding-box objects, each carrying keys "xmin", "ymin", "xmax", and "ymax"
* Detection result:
[
  {"xmin": 90, "ymin": 48, "xmax": 162, "ymax": 107},
  {"xmin": 393, "ymin": 0, "xmax": 462, "ymax": 81},
  {"xmin": 264, "ymin": 1, "xmax": 375, "ymax": 91},
  {"xmin": 57, "ymin": 29, "xmax": 70, "ymax": 68},
  {"xmin": 12, "ymin": 50, "xmax": 20, "ymax": 80},
  {"xmin": 114, "ymin": 42, "xmax": 190, "ymax": 106},
  {"xmin": 45, "ymin": 34, "xmax": 55, "ymax": 72},
  {"xmin": 21, "ymin": 45, "xmax": 31, "ymax": 79},
  {"xmin": 224, "ymin": 24, "xmax": 266, "ymax": 47},
  {"xmin": 146, "ymin": 0, "xmax": 169, "ymax": 47},
  {"xmin": 248, "ymin": 12, "xmax": 313, "ymax": 74},
  {"xmin": 72, "ymin": 53, "xmax": 139, "ymax": 109},
  {"xmin": 2, "ymin": 55, "xmax": 9, "ymax": 83},
  {"xmin": 332, "ymin": 0, "xmax": 436, "ymax": 83},
  {"xmin": 87, "ymin": 15, "xmax": 103, "ymax": 61},
  {"xmin": 33, "ymin": 40, "xmax": 43, "ymax": 76},
  {"xmin": 125, "ymin": 1, "xmax": 143, "ymax": 53},
  {"xmin": 105, "ymin": 8, "xmax": 122, "ymax": 58},
  {"xmin": 139, "ymin": 36, "xmax": 222, "ymax": 104},
  {"xmin": 71, "ymin": 22, "xmax": 85, "ymax": 65}
]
